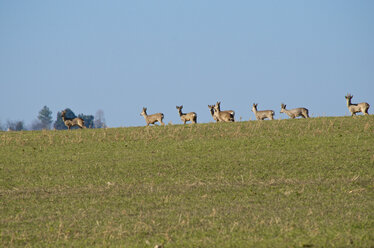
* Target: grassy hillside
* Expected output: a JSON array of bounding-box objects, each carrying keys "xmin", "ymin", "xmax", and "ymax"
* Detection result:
[{"xmin": 1, "ymin": 116, "xmax": 373, "ymax": 247}]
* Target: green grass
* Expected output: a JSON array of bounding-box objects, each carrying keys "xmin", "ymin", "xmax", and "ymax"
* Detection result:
[{"xmin": 1, "ymin": 116, "xmax": 374, "ymax": 247}]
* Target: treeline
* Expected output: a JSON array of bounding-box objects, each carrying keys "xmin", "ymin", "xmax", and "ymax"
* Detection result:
[{"xmin": 0, "ymin": 106, "xmax": 106, "ymax": 131}]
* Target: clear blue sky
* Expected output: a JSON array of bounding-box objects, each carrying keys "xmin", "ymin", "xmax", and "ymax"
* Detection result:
[{"xmin": 1, "ymin": 1, "xmax": 373, "ymax": 128}]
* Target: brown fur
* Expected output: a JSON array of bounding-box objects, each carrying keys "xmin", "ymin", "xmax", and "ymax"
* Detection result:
[
  {"xmin": 176, "ymin": 105, "xmax": 197, "ymax": 124},
  {"xmin": 345, "ymin": 94, "xmax": 370, "ymax": 116},
  {"xmin": 251, "ymin": 103, "xmax": 274, "ymax": 120},
  {"xmin": 280, "ymin": 103, "xmax": 309, "ymax": 118},
  {"xmin": 61, "ymin": 110, "xmax": 86, "ymax": 130},
  {"xmin": 140, "ymin": 107, "xmax": 165, "ymax": 126},
  {"xmin": 208, "ymin": 105, "xmax": 219, "ymax": 122},
  {"xmin": 213, "ymin": 104, "xmax": 235, "ymax": 122},
  {"xmin": 215, "ymin": 102, "xmax": 235, "ymax": 119}
]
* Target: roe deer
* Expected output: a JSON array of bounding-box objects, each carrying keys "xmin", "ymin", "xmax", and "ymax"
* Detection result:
[
  {"xmin": 213, "ymin": 104, "xmax": 235, "ymax": 122},
  {"xmin": 215, "ymin": 101, "xmax": 235, "ymax": 119},
  {"xmin": 280, "ymin": 103, "xmax": 309, "ymax": 119},
  {"xmin": 176, "ymin": 105, "xmax": 197, "ymax": 124},
  {"xmin": 208, "ymin": 105, "xmax": 219, "ymax": 122},
  {"xmin": 61, "ymin": 110, "xmax": 86, "ymax": 130},
  {"xmin": 251, "ymin": 103, "xmax": 274, "ymax": 120},
  {"xmin": 345, "ymin": 94, "xmax": 370, "ymax": 116},
  {"xmin": 140, "ymin": 107, "xmax": 165, "ymax": 126}
]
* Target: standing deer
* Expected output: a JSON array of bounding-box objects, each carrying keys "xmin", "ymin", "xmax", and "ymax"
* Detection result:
[
  {"xmin": 251, "ymin": 103, "xmax": 274, "ymax": 120},
  {"xmin": 140, "ymin": 107, "xmax": 165, "ymax": 126},
  {"xmin": 208, "ymin": 105, "xmax": 219, "ymax": 122},
  {"xmin": 280, "ymin": 103, "xmax": 309, "ymax": 119},
  {"xmin": 61, "ymin": 110, "xmax": 86, "ymax": 130},
  {"xmin": 176, "ymin": 105, "xmax": 197, "ymax": 124},
  {"xmin": 213, "ymin": 104, "xmax": 235, "ymax": 122},
  {"xmin": 215, "ymin": 102, "xmax": 235, "ymax": 119},
  {"xmin": 345, "ymin": 94, "xmax": 370, "ymax": 116}
]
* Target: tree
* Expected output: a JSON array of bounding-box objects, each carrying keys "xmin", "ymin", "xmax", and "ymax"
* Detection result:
[
  {"xmin": 78, "ymin": 114, "xmax": 94, "ymax": 128},
  {"xmin": 38, "ymin": 106, "xmax": 53, "ymax": 130},
  {"xmin": 94, "ymin": 109, "xmax": 106, "ymax": 128},
  {"xmin": 30, "ymin": 120, "xmax": 45, "ymax": 130},
  {"xmin": 7, "ymin": 120, "xmax": 25, "ymax": 131}
]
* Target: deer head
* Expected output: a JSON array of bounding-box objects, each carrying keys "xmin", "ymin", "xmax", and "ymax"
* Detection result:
[
  {"xmin": 141, "ymin": 107, "xmax": 147, "ymax": 116},
  {"xmin": 280, "ymin": 103, "xmax": 286, "ymax": 113},
  {"xmin": 251, "ymin": 103, "xmax": 258, "ymax": 112},
  {"xmin": 215, "ymin": 101, "xmax": 221, "ymax": 110}
]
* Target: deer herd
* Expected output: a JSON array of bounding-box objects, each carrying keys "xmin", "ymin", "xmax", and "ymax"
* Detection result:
[{"xmin": 61, "ymin": 94, "xmax": 370, "ymax": 129}]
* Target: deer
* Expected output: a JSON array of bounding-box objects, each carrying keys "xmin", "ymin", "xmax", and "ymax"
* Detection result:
[
  {"xmin": 208, "ymin": 105, "xmax": 219, "ymax": 122},
  {"xmin": 345, "ymin": 94, "xmax": 370, "ymax": 116},
  {"xmin": 280, "ymin": 103, "xmax": 309, "ymax": 119},
  {"xmin": 251, "ymin": 103, "xmax": 274, "ymax": 120},
  {"xmin": 61, "ymin": 110, "xmax": 86, "ymax": 130},
  {"xmin": 140, "ymin": 107, "xmax": 165, "ymax": 126},
  {"xmin": 213, "ymin": 104, "xmax": 235, "ymax": 122},
  {"xmin": 215, "ymin": 101, "xmax": 235, "ymax": 119},
  {"xmin": 176, "ymin": 105, "xmax": 197, "ymax": 124}
]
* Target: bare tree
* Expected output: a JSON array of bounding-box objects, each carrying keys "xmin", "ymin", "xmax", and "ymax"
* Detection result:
[{"xmin": 94, "ymin": 109, "xmax": 106, "ymax": 128}]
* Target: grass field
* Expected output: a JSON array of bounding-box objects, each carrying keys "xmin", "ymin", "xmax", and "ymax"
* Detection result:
[{"xmin": 1, "ymin": 116, "xmax": 373, "ymax": 247}]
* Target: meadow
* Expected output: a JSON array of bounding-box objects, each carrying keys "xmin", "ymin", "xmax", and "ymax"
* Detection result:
[{"xmin": 1, "ymin": 116, "xmax": 373, "ymax": 247}]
